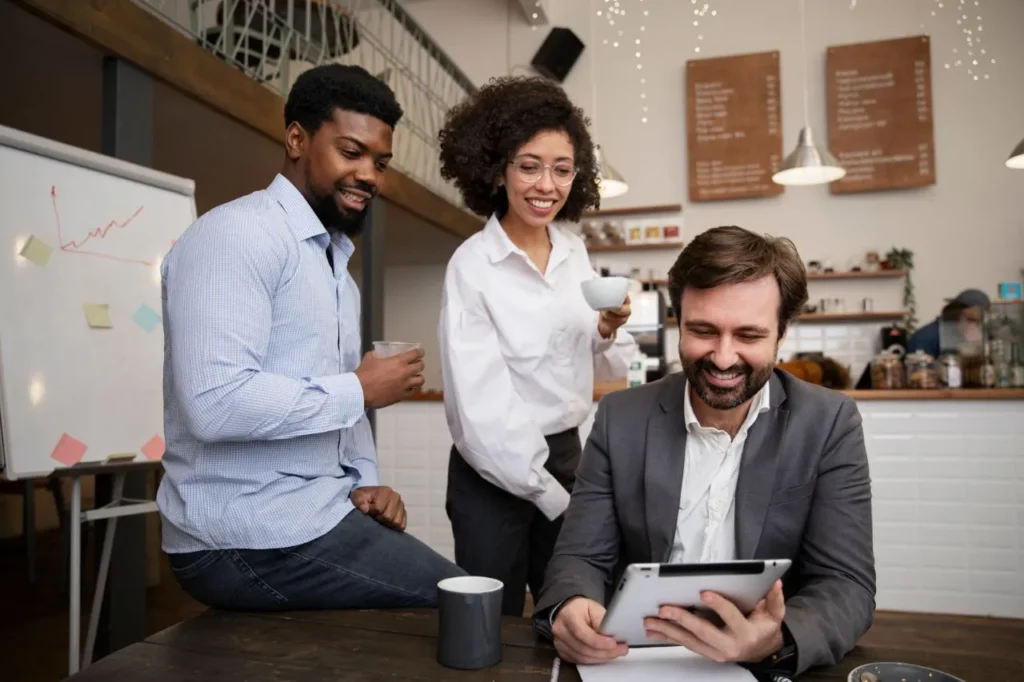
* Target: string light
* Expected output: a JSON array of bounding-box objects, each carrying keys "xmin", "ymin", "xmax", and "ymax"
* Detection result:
[
  {"xmin": 853, "ymin": 0, "xmax": 995, "ymax": 81},
  {"xmin": 598, "ymin": 0, "xmax": 729, "ymax": 123},
  {"xmin": 599, "ymin": 0, "xmax": 650, "ymax": 124},
  {"xmin": 945, "ymin": 0, "xmax": 992, "ymax": 79},
  {"xmin": 689, "ymin": 1, "xmax": 720, "ymax": 53}
]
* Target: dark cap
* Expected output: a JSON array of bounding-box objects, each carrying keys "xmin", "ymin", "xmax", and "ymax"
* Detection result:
[{"xmin": 946, "ymin": 288, "xmax": 990, "ymax": 308}]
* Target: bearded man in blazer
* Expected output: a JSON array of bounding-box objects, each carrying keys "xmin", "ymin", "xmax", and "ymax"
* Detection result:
[{"xmin": 533, "ymin": 225, "xmax": 875, "ymax": 678}]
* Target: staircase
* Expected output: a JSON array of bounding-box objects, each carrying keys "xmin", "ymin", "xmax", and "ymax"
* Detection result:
[{"xmin": 133, "ymin": 0, "xmax": 477, "ymax": 209}]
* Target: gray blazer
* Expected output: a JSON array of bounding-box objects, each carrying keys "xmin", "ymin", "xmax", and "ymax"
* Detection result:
[{"xmin": 534, "ymin": 370, "xmax": 875, "ymax": 676}]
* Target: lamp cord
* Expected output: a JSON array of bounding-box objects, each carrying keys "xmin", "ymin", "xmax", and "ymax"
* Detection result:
[{"xmin": 799, "ymin": 0, "xmax": 810, "ymax": 125}]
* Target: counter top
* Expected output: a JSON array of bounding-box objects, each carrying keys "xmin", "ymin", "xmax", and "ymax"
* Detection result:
[
  {"xmin": 405, "ymin": 386, "xmax": 1024, "ymax": 403},
  {"xmin": 406, "ymin": 380, "xmax": 628, "ymax": 403},
  {"xmin": 842, "ymin": 388, "xmax": 1024, "ymax": 400}
]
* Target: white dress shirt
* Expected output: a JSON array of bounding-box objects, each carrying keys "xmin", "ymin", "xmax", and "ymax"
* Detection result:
[
  {"xmin": 668, "ymin": 380, "xmax": 770, "ymax": 564},
  {"xmin": 439, "ymin": 214, "xmax": 636, "ymax": 521}
]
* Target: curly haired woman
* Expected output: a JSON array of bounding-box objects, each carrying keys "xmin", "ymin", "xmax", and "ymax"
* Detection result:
[{"xmin": 436, "ymin": 76, "xmax": 636, "ymax": 616}]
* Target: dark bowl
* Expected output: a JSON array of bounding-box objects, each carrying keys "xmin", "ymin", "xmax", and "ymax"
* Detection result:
[{"xmin": 848, "ymin": 662, "xmax": 966, "ymax": 682}]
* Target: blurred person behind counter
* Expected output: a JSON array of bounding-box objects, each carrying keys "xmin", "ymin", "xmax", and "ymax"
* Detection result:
[{"xmin": 907, "ymin": 288, "xmax": 990, "ymax": 358}]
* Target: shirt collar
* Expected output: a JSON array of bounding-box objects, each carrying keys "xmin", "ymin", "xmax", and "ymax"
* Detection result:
[
  {"xmin": 267, "ymin": 173, "xmax": 356, "ymax": 258},
  {"xmin": 683, "ymin": 378, "xmax": 771, "ymax": 435},
  {"xmin": 480, "ymin": 212, "xmax": 574, "ymax": 272}
]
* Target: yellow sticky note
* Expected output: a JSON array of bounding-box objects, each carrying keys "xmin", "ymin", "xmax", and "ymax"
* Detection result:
[
  {"xmin": 83, "ymin": 303, "xmax": 113, "ymax": 329},
  {"xmin": 19, "ymin": 236, "xmax": 53, "ymax": 266},
  {"xmin": 105, "ymin": 453, "xmax": 137, "ymax": 463}
]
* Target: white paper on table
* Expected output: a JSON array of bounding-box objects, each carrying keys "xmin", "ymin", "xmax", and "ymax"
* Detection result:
[{"xmin": 576, "ymin": 647, "xmax": 757, "ymax": 682}]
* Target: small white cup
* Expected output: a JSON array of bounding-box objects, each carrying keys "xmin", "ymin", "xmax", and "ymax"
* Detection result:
[
  {"xmin": 373, "ymin": 341, "xmax": 422, "ymax": 357},
  {"xmin": 581, "ymin": 276, "xmax": 630, "ymax": 311}
]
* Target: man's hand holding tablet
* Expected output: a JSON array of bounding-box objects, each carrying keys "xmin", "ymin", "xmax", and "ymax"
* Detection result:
[
  {"xmin": 644, "ymin": 579, "xmax": 787, "ymax": 664},
  {"xmin": 551, "ymin": 597, "xmax": 628, "ymax": 665}
]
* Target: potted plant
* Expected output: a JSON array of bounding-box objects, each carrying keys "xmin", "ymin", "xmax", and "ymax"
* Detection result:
[{"xmin": 885, "ymin": 247, "xmax": 916, "ymax": 332}]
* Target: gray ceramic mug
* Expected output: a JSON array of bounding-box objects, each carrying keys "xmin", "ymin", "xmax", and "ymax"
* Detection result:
[{"xmin": 436, "ymin": 576, "xmax": 504, "ymax": 669}]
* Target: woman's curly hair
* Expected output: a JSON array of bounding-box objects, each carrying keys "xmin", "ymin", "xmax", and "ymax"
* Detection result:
[{"xmin": 438, "ymin": 76, "xmax": 601, "ymax": 221}]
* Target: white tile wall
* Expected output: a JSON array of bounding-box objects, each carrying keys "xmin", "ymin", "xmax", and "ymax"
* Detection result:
[
  {"xmin": 377, "ymin": 398, "xmax": 1024, "ymax": 619},
  {"xmin": 375, "ymin": 403, "xmax": 455, "ymax": 561},
  {"xmin": 858, "ymin": 399, "xmax": 1024, "ymax": 619},
  {"xmin": 779, "ymin": 321, "xmax": 883, "ymax": 385}
]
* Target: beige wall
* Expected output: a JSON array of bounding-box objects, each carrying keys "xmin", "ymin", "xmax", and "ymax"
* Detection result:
[{"xmin": 405, "ymin": 0, "xmax": 1024, "ymax": 322}]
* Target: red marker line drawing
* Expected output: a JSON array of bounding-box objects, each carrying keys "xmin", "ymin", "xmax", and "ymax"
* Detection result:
[{"xmin": 51, "ymin": 185, "xmax": 154, "ymax": 267}]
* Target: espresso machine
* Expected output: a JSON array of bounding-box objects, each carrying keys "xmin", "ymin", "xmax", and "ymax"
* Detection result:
[{"xmin": 621, "ymin": 289, "xmax": 668, "ymax": 382}]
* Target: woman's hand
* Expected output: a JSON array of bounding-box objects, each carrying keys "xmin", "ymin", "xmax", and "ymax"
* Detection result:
[{"xmin": 598, "ymin": 295, "xmax": 631, "ymax": 339}]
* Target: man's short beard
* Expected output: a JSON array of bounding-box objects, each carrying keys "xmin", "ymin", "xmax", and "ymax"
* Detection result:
[
  {"xmin": 681, "ymin": 354, "xmax": 774, "ymax": 410},
  {"xmin": 308, "ymin": 185, "xmax": 371, "ymax": 237}
]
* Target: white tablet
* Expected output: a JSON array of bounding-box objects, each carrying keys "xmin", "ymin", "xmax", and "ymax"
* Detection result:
[{"xmin": 598, "ymin": 559, "xmax": 792, "ymax": 646}]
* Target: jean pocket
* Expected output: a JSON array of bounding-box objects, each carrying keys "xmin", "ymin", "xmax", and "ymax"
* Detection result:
[{"xmin": 167, "ymin": 550, "xmax": 221, "ymax": 579}]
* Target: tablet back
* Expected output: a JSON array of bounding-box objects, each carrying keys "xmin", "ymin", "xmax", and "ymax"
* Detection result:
[{"xmin": 599, "ymin": 559, "xmax": 792, "ymax": 646}]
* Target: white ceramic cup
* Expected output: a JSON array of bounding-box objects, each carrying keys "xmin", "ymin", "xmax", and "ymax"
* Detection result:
[
  {"xmin": 372, "ymin": 341, "xmax": 422, "ymax": 358},
  {"xmin": 580, "ymin": 276, "xmax": 630, "ymax": 311}
]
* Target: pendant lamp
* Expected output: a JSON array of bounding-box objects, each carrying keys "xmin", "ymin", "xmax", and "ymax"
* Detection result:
[
  {"xmin": 595, "ymin": 147, "xmax": 629, "ymax": 198},
  {"xmin": 1006, "ymin": 138, "xmax": 1024, "ymax": 169},
  {"xmin": 589, "ymin": 0, "xmax": 629, "ymax": 198},
  {"xmin": 772, "ymin": 0, "xmax": 846, "ymax": 186}
]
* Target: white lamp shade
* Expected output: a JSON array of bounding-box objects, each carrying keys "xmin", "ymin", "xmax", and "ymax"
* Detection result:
[
  {"xmin": 595, "ymin": 146, "xmax": 629, "ymax": 198},
  {"xmin": 1006, "ymin": 138, "xmax": 1024, "ymax": 169},
  {"xmin": 772, "ymin": 126, "xmax": 846, "ymax": 186}
]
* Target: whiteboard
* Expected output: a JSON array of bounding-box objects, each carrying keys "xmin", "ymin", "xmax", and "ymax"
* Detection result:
[{"xmin": 0, "ymin": 124, "xmax": 196, "ymax": 479}]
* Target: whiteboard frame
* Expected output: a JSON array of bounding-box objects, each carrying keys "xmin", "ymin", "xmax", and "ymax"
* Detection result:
[{"xmin": 0, "ymin": 123, "xmax": 197, "ymax": 478}]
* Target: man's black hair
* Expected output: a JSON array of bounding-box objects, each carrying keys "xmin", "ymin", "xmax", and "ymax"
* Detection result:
[{"xmin": 284, "ymin": 64, "xmax": 403, "ymax": 133}]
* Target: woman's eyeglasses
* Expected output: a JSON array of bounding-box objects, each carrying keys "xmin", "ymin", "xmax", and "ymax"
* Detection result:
[{"xmin": 508, "ymin": 159, "xmax": 578, "ymax": 187}]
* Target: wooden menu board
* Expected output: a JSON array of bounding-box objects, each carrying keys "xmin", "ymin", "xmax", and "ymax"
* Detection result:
[
  {"xmin": 685, "ymin": 51, "xmax": 784, "ymax": 202},
  {"xmin": 826, "ymin": 35, "xmax": 936, "ymax": 194}
]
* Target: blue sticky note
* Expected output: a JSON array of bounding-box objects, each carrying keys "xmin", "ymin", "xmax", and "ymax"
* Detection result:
[{"xmin": 132, "ymin": 303, "xmax": 161, "ymax": 333}]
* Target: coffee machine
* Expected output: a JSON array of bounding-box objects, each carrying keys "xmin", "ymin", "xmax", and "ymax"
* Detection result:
[{"xmin": 621, "ymin": 289, "xmax": 668, "ymax": 382}]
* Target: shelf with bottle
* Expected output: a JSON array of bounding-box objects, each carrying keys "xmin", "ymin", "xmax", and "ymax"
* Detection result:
[
  {"xmin": 937, "ymin": 300, "xmax": 1024, "ymax": 389},
  {"xmin": 665, "ymin": 310, "xmax": 907, "ymax": 326},
  {"xmin": 579, "ymin": 203, "xmax": 684, "ymax": 252},
  {"xmin": 641, "ymin": 270, "xmax": 907, "ymax": 287}
]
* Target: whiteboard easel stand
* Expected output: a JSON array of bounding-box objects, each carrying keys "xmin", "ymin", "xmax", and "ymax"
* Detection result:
[{"xmin": 67, "ymin": 469, "xmax": 158, "ymax": 675}]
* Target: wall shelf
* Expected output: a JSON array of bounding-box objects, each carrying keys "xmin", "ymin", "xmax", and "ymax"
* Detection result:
[
  {"xmin": 582, "ymin": 203, "xmax": 683, "ymax": 219},
  {"xmin": 638, "ymin": 269, "xmax": 907, "ymax": 288},
  {"xmin": 797, "ymin": 311, "xmax": 907, "ymax": 323},
  {"xmin": 586, "ymin": 242, "xmax": 684, "ymax": 254},
  {"xmin": 665, "ymin": 310, "xmax": 907, "ymax": 326},
  {"xmin": 807, "ymin": 269, "xmax": 906, "ymax": 280}
]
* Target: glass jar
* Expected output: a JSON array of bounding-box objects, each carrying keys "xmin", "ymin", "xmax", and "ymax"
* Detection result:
[
  {"xmin": 937, "ymin": 352, "xmax": 962, "ymax": 388},
  {"xmin": 870, "ymin": 345, "xmax": 906, "ymax": 390},
  {"xmin": 906, "ymin": 350, "xmax": 939, "ymax": 389}
]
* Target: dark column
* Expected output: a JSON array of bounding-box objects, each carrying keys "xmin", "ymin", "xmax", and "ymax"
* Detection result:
[
  {"xmin": 360, "ymin": 199, "xmax": 386, "ymax": 435},
  {"xmin": 94, "ymin": 56, "xmax": 152, "ymax": 659}
]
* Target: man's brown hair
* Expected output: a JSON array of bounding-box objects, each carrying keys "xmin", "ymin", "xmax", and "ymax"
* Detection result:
[{"xmin": 667, "ymin": 225, "xmax": 809, "ymax": 336}]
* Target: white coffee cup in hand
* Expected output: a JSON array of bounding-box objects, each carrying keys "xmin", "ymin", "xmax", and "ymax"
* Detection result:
[
  {"xmin": 373, "ymin": 341, "xmax": 423, "ymax": 358},
  {"xmin": 581, "ymin": 277, "xmax": 630, "ymax": 311},
  {"xmin": 356, "ymin": 343, "xmax": 425, "ymax": 409}
]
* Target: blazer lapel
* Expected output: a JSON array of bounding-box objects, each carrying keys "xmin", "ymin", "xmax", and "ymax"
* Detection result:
[
  {"xmin": 735, "ymin": 373, "xmax": 789, "ymax": 559},
  {"xmin": 644, "ymin": 376, "xmax": 688, "ymax": 562}
]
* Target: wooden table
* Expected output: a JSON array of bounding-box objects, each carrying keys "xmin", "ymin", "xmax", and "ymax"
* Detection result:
[{"xmin": 62, "ymin": 608, "xmax": 1024, "ymax": 681}]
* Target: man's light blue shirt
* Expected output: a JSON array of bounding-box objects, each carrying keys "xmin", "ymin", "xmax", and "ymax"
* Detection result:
[{"xmin": 157, "ymin": 173, "xmax": 374, "ymax": 553}]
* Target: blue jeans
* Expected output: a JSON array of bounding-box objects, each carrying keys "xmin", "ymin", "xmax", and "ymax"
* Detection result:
[{"xmin": 167, "ymin": 508, "xmax": 466, "ymax": 611}]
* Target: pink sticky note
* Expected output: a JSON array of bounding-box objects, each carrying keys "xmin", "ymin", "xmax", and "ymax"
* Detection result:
[
  {"xmin": 51, "ymin": 433, "xmax": 88, "ymax": 466},
  {"xmin": 141, "ymin": 434, "xmax": 165, "ymax": 461}
]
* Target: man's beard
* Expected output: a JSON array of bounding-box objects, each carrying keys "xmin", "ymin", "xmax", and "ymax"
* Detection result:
[
  {"xmin": 308, "ymin": 182, "xmax": 373, "ymax": 237},
  {"xmin": 681, "ymin": 353, "xmax": 774, "ymax": 410}
]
